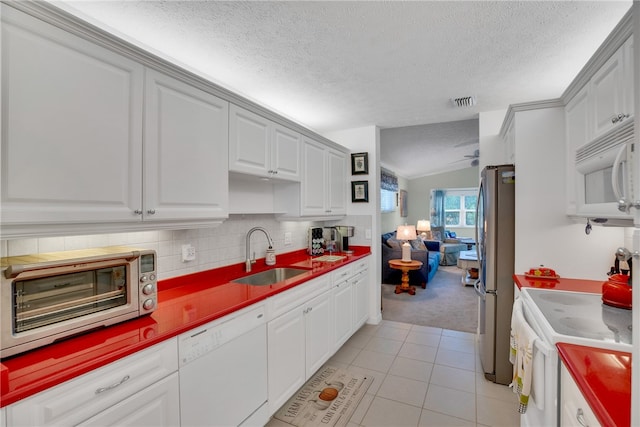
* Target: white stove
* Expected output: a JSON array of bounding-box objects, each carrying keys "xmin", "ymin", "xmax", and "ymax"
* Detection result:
[
  {"xmin": 516, "ymin": 287, "xmax": 632, "ymax": 427},
  {"xmin": 522, "ymin": 287, "xmax": 632, "ymax": 351}
]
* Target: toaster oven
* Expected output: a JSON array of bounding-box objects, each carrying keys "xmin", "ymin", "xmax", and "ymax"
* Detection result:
[{"xmin": 1, "ymin": 247, "xmax": 157, "ymax": 358}]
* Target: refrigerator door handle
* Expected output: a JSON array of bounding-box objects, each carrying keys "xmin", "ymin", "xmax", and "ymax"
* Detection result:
[{"xmin": 474, "ymin": 279, "xmax": 485, "ymax": 299}]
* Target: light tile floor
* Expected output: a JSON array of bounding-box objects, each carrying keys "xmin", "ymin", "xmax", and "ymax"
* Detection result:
[{"xmin": 268, "ymin": 320, "xmax": 520, "ymax": 427}]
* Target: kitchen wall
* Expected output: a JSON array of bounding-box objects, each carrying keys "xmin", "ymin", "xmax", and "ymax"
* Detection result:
[
  {"xmin": 407, "ymin": 167, "xmax": 480, "ymax": 238},
  {"xmin": 0, "ymin": 214, "xmax": 372, "ymax": 281}
]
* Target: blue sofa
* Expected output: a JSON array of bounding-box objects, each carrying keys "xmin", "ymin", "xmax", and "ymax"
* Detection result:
[{"xmin": 381, "ymin": 232, "xmax": 441, "ymax": 287}]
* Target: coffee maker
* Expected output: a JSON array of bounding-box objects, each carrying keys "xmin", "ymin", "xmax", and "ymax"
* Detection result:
[{"xmin": 334, "ymin": 226, "xmax": 355, "ymax": 254}]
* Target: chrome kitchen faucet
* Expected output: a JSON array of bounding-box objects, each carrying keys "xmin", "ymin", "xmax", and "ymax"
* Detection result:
[{"xmin": 245, "ymin": 227, "xmax": 275, "ymax": 272}]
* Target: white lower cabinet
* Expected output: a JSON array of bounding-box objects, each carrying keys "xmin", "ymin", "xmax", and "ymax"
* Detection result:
[
  {"xmin": 352, "ymin": 264, "xmax": 370, "ymax": 329},
  {"xmin": 267, "ymin": 288, "xmax": 332, "ymax": 415},
  {"xmin": 332, "ymin": 259, "xmax": 370, "ymax": 351},
  {"xmin": 332, "ymin": 276, "xmax": 354, "ymax": 350},
  {"xmin": 561, "ymin": 362, "xmax": 601, "ymax": 427},
  {"xmin": 6, "ymin": 339, "xmax": 178, "ymax": 427}
]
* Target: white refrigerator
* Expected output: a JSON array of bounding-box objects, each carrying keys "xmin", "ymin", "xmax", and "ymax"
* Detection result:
[{"xmin": 475, "ymin": 164, "xmax": 516, "ymax": 385}]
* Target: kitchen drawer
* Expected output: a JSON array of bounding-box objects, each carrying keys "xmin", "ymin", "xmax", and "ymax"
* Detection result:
[
  {"xmin": 561, "ymin": 363, "xmax": 601, "ymax": 427},
  {"xmin": 331, "ymin": 264, "xmax": 353, "ymax": 284},
  {"xmin": 351, "ymin": 258, "xmax": 369, "ymax": 273},
  {"xmin": 7, "ymin": 338, "xmax": 178, "ymax": 426},
  {"xmin": 266, "ymin": 275, "xmax": 331, "ymax": 320}
]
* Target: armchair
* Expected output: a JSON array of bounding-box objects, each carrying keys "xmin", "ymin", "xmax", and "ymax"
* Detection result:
[{"xmin": 430, "ymin": 226, "xmax": 468, "ymax": 266}]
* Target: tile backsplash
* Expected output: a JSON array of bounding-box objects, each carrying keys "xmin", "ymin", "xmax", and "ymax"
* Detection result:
[{"xmin": 1, "ymin": 215, "xmax": 372, "ymax": 280}]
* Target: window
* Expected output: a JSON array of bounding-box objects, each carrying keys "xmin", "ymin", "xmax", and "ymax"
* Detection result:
[
  {"xmin": 381, "ymin": 189, "xmax": 396, "ymax": 213},
  {"xmin": 380, "ymin": 169, "xmax": 398, "ymax": 213},
  {"xmin": 444, "ymin": 188, "xmax": 477, "ymax": 227}
]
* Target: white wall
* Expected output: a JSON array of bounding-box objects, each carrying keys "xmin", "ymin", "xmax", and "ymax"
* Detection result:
[
  {"xmin": 1, "ymin": 214, "xmax": 372, "ymax": 281},
  {"xmin": 324, "ymin": 125, "xmax": 381, "ymax": 324},
  {"xmin": 484, "ymin": 106, "xmax": 625, "ymax": 280}
]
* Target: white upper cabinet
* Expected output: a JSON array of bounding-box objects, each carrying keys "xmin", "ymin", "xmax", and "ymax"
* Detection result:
[
  {"xmin": 563, "ymin": 34, "xmax": 634, "ymax": 222},
  {"xmin": 296, "ymin": 138, "xmax": 347, "ymax": 217},
  {"xmin": 1, "ymin": 6, "xmax": 230, "ymax": 237},
  {"xmin": 589, "ymin": 36, "xmax": 634, "ymax": 140},
  {"xmin": 301, "ymin": 139, "xmax": 327, "ymax": 215},
  {"xmin": 144, "ymin": 69, "xmax": 229, "ymax": 221},
  {"xmin": 1, "ymin": 5, "xmax": 144, "ymax": 226},
  {"xmin": 229, "ymin": 105, "xmax": 301, "ymax": 181},
  {"xmin": 327, "ymin": 148, "xmax": 348, "ymax": 215},
  {"xmin": 564, "ymin": 86, "xmax": 590, "ymax": 216}
]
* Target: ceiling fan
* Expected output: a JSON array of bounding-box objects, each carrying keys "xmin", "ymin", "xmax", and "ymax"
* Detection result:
[{"xmin": 451, "ymin": 149, "xmax": 480, "ymax": 166}]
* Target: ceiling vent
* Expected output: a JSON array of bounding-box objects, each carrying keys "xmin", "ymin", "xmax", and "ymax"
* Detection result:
[{"xmin": 451, "ymin": 96, "xmax": 477, "ymax": 108}]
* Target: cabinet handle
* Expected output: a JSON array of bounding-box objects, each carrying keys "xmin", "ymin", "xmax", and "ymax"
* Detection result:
[
  {"xmin": 95, "ymin": 375, "xmax": 130, "ymax": 394},
  {"xmin": 134, "ymin": 210, "xmax": 143, "ymax": 215},
  {"xmin": 147, "ymin": 209, "xmax": 156, "ymax": 215},
  {"xmin": 272, "ymin": 170, "xmax": 278, "ymax": 174},
  {"xmin": 611, "ymin": 113, "xmax": 630, "ymax": 124},
  {"xmin": 576, "ymin": 408, "xmax": 589, "ymax": 427}
]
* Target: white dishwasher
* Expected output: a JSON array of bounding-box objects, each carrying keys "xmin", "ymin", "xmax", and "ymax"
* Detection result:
[{"xmin": 179, "ymin": 304, "xmax": 269, "ymax": 427}]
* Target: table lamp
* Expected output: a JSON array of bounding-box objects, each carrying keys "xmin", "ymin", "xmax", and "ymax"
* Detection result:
[
  {"xmin": 396, "ymin": 225, "xmax": 417, "ymax": 262},
  {"xmin": 416, "ymin": 220, "xmax": 431, "ymax": 239}
]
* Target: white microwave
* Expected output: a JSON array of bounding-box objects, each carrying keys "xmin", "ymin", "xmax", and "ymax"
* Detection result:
[{"xmin": 573, "ymin": 120, "xmax": 634, "ymax": 224}]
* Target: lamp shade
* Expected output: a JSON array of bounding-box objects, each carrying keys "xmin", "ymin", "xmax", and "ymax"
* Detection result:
[
  {"xmin": 416, "ymin": 220, "xmax": 431, "ymax": 232},
  {"xmin": 396, "ymin": 225, "xmax": 417, "ymax": 241}
]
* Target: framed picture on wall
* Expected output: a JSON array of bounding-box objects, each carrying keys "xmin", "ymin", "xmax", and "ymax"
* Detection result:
[
  {"xmin": 351, "ymin": 152, "xmax": 369, "ymax": 175},
  {"xmin": 399, "ymin": 189, "xmax": 408, "ymax": 217},
  {"xmin": 351, "ymin": 181, "xmax": 369, "ymax": 202}
]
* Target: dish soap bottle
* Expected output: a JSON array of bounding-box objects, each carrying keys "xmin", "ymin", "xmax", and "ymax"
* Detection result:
[{"xmin": 266, "ymin": 246, "xmax": 276, "ymax": 266}]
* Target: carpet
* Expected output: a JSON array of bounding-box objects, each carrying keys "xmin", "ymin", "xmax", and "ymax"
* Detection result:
[
  {"xmin": 272, "ymin": 365, "xmax": 373, "ymax": 427},
  {"xmin": 381, "ymin": 266, "xmax": 478, "ymax": 333}
]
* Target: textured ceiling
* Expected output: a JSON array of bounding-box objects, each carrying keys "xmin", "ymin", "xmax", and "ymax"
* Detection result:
[{"xmin": 54, "ymin": 0, "xmax": 631, "ymax": 178}]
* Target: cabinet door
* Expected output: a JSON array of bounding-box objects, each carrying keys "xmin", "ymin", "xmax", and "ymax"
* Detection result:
[
  {"xmin": 353, "ymin": 269, "xmax": 370, "ymax": 329},
  {"xmin": 622, "ymin": 36, "xmax": 634, "ymax": 118},
  {"xmin": 590, "ymin": 48, "xmax": 625, "ymax": 139},
  {"xmin": 327, "ymin": 149, "xmax": 347, "ymax": 215},
  {"xmin": 1, "ymin": 6, "xmax": 143, "ymax": 225},
  {"xmin": 78, "ymin": 373, "xmax": 180, "ymax": 427},
  {"xmin": 144, "ymin": 69, "xmax": 229, "ymax": 221},
  {"xmin": 267, "ymin": 307, "xmax": 306, "ymax": 414},
  {"xmin": 272, "ymin": 123, "xmax": 301, "ymax": 181},
  {"xmin": 301, "ymin": 138, "xmax": 328, "ymax": 215},
  {"xmin": 229, "ymin": 104, "xmax": 270, "ymax": 177},
  {"xmin": 565, "ymin": 87, "xmax": 590, "ymax": 216},
  {"xmin": 332, "ymin": 280, "xmax": 353, "ymax": 351},
  {"xmin": 304, "ymin": 291, "xmax": 333, "ymax": 378}
]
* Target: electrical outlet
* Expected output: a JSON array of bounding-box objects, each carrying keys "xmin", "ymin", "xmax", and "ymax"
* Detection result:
[
  {"xmin": 284, "ymin": 232, "xmax": 292, "ymax": 245},
  {"xmin": 181, "ymin": 244, "xmax": 196, "ymax": 262}
]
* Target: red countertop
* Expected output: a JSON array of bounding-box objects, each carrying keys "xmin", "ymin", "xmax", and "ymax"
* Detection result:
[
  {"xmin": 514, "ymin": 273, "xmax": 631, "ymax": 427},
  {"xmin": 513, "ymin": 274, "xmax": 605, "ymax": 293},
  {"xmin": 0, "ymin": 247, "xmax": 371, "ymax": 408},
  {"xmin": 557, "ymin": 343, "xmax": 631, "ymax": 427}
]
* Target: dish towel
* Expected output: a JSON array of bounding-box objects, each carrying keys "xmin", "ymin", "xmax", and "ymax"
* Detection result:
[{"xmin": 509, "ymin": 298, "xmax": 538, "ymax": 414}]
